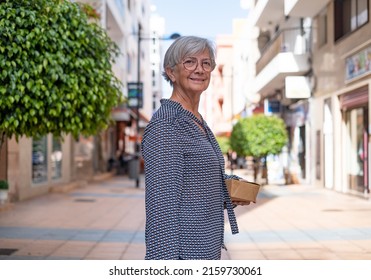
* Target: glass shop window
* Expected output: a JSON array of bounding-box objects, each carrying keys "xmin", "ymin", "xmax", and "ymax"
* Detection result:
[
  {"xmin": 51, "ymin": 137, "xmax": 62, "ymax": 180},
  {"xmin": 32, "ymin": 136, "xmax": 48, "ymax": 184}
]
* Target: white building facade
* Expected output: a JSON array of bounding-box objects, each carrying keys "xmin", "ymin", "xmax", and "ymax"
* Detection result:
[
  {"xmin": 3, "ymin": 0, "xmax": 153, "ymax": 202},
  {"xmin": 248, "ymin": 0, "xmax": 370, "ymax": 198}
]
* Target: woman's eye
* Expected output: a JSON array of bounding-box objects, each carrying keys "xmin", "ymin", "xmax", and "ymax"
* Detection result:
[{"xmin": 184, "ymin": 59, "xmax": 195, "ymax": 64}]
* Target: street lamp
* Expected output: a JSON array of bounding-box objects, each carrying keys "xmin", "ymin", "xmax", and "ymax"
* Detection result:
[{"xmin": 131, "ymin": 24, "xmax": 180, "ymax": 188}]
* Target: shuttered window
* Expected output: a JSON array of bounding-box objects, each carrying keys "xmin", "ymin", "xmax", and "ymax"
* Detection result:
[{"xmin": 340, "ymin": 85, "xmax": 369, "ymax": 110}]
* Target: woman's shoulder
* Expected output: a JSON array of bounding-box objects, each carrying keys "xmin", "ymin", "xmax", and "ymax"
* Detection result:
[
  {"xmin": 150, "ymin": 100, "xmax": 186, "ymax": 125},
  {"xmin": 142, "ymin": 106, "xmax": 185, "ymax": 147}
]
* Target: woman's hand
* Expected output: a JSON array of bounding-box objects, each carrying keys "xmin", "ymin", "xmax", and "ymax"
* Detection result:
[
  {"xmin": 231, "ymin": 178, "xmax": 257, "ymax": 206},
  {"xmin": 232, "ymin": 200, "xmax": 252, "ymax": 206}
]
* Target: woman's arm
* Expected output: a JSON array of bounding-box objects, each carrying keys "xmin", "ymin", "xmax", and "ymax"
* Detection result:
[
  {"xmin": 142, "ymin": 119, "xmax": 184, "ymax": 259},
  {"xmin": 224, "ymin": 173, "xmax": 241, "ymax": 181}
]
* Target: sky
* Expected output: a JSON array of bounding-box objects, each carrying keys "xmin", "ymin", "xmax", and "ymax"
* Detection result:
[{"xmin": 150, "ymin": 0, "xmax": 250, "ymax": 40}]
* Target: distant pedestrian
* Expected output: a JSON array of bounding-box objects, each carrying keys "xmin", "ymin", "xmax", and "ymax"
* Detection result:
[{"xmin": 141, "ymin": 36, "xmax": 250, "ymax": 260}]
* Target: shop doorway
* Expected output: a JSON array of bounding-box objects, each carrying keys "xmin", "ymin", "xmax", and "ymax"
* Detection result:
[{"xmin": 345, "ymin": 107, "xmax": 369, "ymax": 195}]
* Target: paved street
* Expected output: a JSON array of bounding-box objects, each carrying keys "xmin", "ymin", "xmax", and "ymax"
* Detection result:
[{"xmin": 0, "ymin": 169, "xmax": 371, "ymax": 260}]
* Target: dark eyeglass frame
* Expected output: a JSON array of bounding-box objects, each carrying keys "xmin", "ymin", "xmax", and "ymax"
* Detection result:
[{"xmin": 181, "ymin": 57, "xmax": 215, "ymax": 72}]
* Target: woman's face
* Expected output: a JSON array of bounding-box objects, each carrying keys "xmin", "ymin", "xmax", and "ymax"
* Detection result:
[{"xmin": 168, "ymin": 49, "xmax": 213, "ymax": 95}]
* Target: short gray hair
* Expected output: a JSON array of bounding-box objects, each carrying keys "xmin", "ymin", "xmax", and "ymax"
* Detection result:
[{"xmin": 162, "ymin": 36, "xmax": 216, "ymax": 86}]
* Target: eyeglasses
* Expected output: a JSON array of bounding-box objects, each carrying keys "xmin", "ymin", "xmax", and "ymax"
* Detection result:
[{"xmin": 182, "ymin": 57, "xmax": 215, "ymax": 72}]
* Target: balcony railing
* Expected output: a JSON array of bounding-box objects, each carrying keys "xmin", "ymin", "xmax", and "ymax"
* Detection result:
[{"xmin": 256, "ymin": 27, "xmax": 311, "ymax": 75}]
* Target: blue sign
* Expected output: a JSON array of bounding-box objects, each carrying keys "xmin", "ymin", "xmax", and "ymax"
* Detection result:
[
  {"xmin": 265, "ymin": 100, "xmax": 281, "ymax": 114},
  {"xmin": 127, "ymin": 82, "xmax": 143, "ymax": 109}
]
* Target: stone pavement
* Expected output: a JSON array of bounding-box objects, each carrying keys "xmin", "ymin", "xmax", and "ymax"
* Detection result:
[
  {"xmin": 0, "ymin": 170, "xmax": 371, "ymax": 260},
  {"xmin": 0, "ymin": 174, "xmax": 146, "ymax": 260}
]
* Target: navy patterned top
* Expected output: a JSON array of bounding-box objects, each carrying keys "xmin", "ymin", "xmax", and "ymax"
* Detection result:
[{"xmin": 141, "ymin": 99, "xmax": 240, "ymax": 260}]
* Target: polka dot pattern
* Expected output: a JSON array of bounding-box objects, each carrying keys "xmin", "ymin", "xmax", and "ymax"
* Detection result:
[{"xmin": 141, "ymin": 99, "xmax": 239, "ymax": 260}]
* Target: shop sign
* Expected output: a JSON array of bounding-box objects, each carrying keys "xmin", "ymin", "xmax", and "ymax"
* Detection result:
[
  {"xmin": 264, "ymin": 100, "xmax": 281, "ymax": 114},
  {"xmin": 345, "ymin": 46, "xmax": 371, "ymax": 81},
  {"xmin": 285, "ymin": 76, "xmax": 311, "ymax": 99},
  {"xmin": 127, "ymin": 82, "xmax": 143, "ymax": 109}
]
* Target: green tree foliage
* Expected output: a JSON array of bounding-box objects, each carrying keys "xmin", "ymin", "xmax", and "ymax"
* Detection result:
[
  {"xmin": 230, "ymin": 114, "xmax": 288, "ymax": 158},
  {"xmin": 216, "ymin": 136, "xmax": 230, "ymax": 155},
  {"xmin": 230, "ymin": 114, "xmax": 288, "ymax": 183},
  {"xmin": 0, "ymin": 0, "xmax": 123, "ymax": 148}
]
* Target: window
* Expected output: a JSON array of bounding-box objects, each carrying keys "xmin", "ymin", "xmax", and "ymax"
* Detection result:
[
  {"xmin": 32, "ymin": 137, "xmax": 48, "ymax": 184},
  {"xmin": 32, "ymin": 135, "xmax": 64, "ymax": 184},
  {"xmin": 335, "ymin": 0, "xmax": 369, "ymax": 41},
  {"xmin": 318, "ymin": 8, "xmax": 328, "ymax": 47},
  {"xmin": 127, "ymin": 56, "xmax": 131, "ymax": 73},
  {"xmin": 357, "ymin": 0, "xmax": 369, "ymax": 26},
  {"xmin": 51, "ymin": 137, "xmax": 62, "ymax": 180}
]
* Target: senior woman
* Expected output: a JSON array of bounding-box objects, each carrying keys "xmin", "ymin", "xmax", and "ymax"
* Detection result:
[{"xmin": 141, "ymin": 36, "xmax": 248, "ymax": 260}]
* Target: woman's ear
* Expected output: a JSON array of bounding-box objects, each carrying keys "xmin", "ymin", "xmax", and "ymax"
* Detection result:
[{"xmin": 165, "ymin": 66, "xmax": 176, "ymax": 83}]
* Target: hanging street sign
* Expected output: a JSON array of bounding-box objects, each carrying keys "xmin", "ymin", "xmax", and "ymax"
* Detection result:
[{"xmin": 127, "ymin": 82, "xmax": 143, "ymax": 109}]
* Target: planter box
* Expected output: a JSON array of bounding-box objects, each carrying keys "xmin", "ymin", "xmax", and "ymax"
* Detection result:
[{"xmin": 0, "ymin": 190, "xmax": 8, "ymax": 204}]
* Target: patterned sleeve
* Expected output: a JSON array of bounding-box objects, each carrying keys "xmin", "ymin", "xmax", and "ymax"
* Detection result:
[
  {"xmin": 224, "ymin": 173, "xmax": 241, "ymax": 180},
  {"xmin": 141, "ymin": 119, "xmax": 184, "ymax": 259}
]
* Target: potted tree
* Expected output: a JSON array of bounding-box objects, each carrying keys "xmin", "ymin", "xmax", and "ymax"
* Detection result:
[
  {"xmin": 230, "ymin": 114, "xmax": 288, "ymax": 185},
  {"xmin": 0, "ymin": 180, "xmax": 9, "ymax": 204}
]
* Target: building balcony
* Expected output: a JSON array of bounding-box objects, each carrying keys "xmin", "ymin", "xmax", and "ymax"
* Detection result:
[
  {"xmin": 106, "ymin": 0, "xmax": 126, "ymax": 38},
  {"xmin": 284, "ymin": 0, "xmax": 331, "ymax": 17},
  {"xmin": 255, "ymin": 28, "xmax": 311, "ymax": 98},
  {"xmin": 251, "ymin": 0, "xmax": 284, "ymax": 29},
  {"xmin": 77, "ymin": 0, "xmax": 126, "ymax": 38},
  {"xmin": 251, "ymin": 0, "xmax": 331, "ymax": 29}
]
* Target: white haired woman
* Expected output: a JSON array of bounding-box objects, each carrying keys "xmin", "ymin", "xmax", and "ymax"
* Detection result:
[{"xmin": 141, "ymin": 36, "xmax": 249, "ymax": 260}]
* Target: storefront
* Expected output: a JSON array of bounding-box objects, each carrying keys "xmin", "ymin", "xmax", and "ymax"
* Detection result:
[
  {"xmin": 340, "ymin": 85, "xmax": 369, "ymax": 196},
  {"xmin": 338, "ymin": 44, "xmax": 371, "ymax": 196},
  {"xmin": 282, "ymin": 101, "xmax": 310, "ymax": 184}
]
